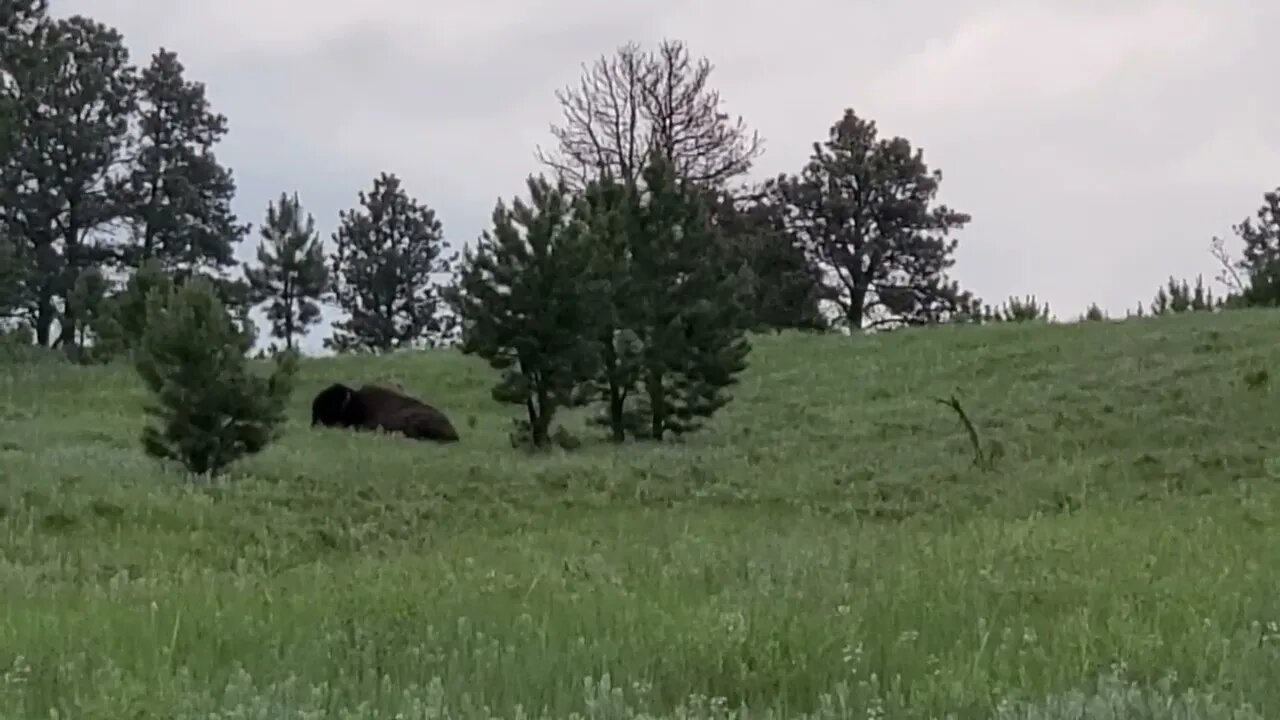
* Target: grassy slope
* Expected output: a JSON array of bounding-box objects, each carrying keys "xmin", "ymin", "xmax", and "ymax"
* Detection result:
[{"xmin": 2, "ymin": 310, "xmax": 1280, "ymax": 718}]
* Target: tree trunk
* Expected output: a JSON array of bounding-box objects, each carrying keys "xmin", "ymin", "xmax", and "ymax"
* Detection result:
[
  {"xmin": 608, "ymin": 386, "xmax": 626, "ymax": 443},
  {"xmin": 646, "ymin": 368, "xmax": 665, "ymax": 441},
  {"xmin": 532, "ymin": 384, "xmax": 553, "ymax": 448},
  {"xmin": 35, "ymin": 289, "xmax": 53, "ymax": 346},
  {"xmin": 846, "ymin": 284, "xmax": 867, "ymax": 331},
  {"xmin": 599, "ymin": 334, "xmax": 627, "ymax": 442},
  {"xmin": 524, "ymin": 395, "xmax": 542, "ymax": 446}
]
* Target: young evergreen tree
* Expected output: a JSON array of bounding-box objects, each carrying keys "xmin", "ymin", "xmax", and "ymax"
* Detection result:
[
  {"xmin": 1150, "ymin": 275, "xmax": 1217, "ymax": 315},
  {"xmin": 571, "ymin": 174, "xmax": 645, "ymax": 441},
  {"xmin": 245, "ymin": 191, "xmax": 329, "ymax": 350},
  {"xmin": 1081, "ymin": 302, "xmax": 1107, "ymax": 322},
  {"xmin": 448, "ymin": 175, "xmax": 601, "ymax": 449},
  {"xmin": 64, "ymin": 265, "xmax": 113, "ymax": 360},
  {"xmin": 133, "ymin": 276, "xmax": 297, "ymax": 477},
  {"xmin": 89, "ymin": 258, "xmax": 174, "ymax": 359},
  {"xmin": 328, "ymin": 172, "xmax": 455, "ymax": 352},
  {"xmin": 976, "ymin": 294, "xmax": 1053, "ymax": 323},
  {"xmin": 620, "ymin": 153, "xmax": 751, "ymax": 441}
]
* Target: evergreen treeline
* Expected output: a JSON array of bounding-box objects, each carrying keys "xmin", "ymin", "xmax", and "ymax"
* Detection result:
[{"xmin": 3, "ymin": 4, "xmax": 1278, "ymax": 465}]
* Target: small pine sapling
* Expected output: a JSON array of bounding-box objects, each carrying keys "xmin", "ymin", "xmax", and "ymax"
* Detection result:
[
  {"xmin": 624, "ymin": 153, "xmax": 752, "ymax": 440},
  {"xmin": 64, "ymin": 265, "xmax": 113, "ymax": 363},
  {"xmin": 573, "ymin": 176, "xmax": 646, "ymax": 442},
  {"xmin": 133, "ymin": 277, "xmax": 298, "ymax": 476},
  {"xmin": 448, "ymin": 175, "xmax": 602, "ymax": 449},
  {"xmin": 245, "ymin": 191, "xmax": 329, "ymax": 350},
  {"xmin": 328, "ymin": 172, "xmax": 456, "ymax": 352}
]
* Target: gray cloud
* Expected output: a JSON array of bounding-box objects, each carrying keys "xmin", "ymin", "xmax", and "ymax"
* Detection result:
[{"xmin": 48, "ymin": 0, "xmax": 1280, "ymax": 352}]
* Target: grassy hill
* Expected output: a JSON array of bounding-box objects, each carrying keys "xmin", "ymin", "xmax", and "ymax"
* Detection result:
[{"xmin": 2, "ymin": 310, "xmax": 1280, "ymax": 718}]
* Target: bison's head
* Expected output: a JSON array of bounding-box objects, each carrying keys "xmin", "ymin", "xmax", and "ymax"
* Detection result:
[{"xmin": 311, "ymin": 383, "xmax": 369, "ymax": 428}]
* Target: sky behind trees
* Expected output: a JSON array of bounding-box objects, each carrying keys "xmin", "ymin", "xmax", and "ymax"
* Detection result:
[{"xmin": 50, "ymin": 0, "xmax": 1280, "ymax": 353}]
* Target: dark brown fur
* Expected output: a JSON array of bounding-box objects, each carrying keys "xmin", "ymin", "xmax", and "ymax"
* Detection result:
[{"xmin": 311, "ymin": 382, "xmax": 460, "ymax": 443}]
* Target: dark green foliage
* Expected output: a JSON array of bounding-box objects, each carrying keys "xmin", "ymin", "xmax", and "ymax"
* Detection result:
[
  {"xmin": 214, "ymin": 276, "xmax": 258, "ymax": 349},
  {"xmin": 0, "ymin": 94, "xmax": 13, "ymax": 165},
  {"xmin": 1235, "ymin": 260, "xmax": 1280, "ymax": 308},
  {"xmin": 1082, "ymin": 303, "xmax": 1107, "ymax": 322},
  {"xmin": 448, "ymin": 176, "xmax": 601, "ymax": 449},
  {"xmin": 1212, "ymin": 188, "xmax": 1280, "ymax": 308},
  {"xmin": 0, "ymin": 0, "xmax": 46, "ymax": 41},
  {"xmin": 0, "ymin": 78, "xmax": 18, "ymax": 320},
  {"xmin": 768, "ymin": 108, "xmax": 975, "ymax": 331},
  {"xmin": 115, "ymin": 48, "xmax": 247, "ymax": 278},
  {"xmin": 63, "ymin": 265, "xmax": 113, "ymax": 361},
  {"xmin": 112, "ymin": 47, "xmax": 253, "ymax": 339},
  {"xmin": 1234, "ymin": 188, "xmax": 1280, "ymax": 280},
  {"xmin": 0, "ymin": 13, "xmax": 137, "ymax": 346},
  {"xmin": 573, "ymin": 175, "xmax": 645, "ymax": 442},
  {"xmin": 88, "ymin": 258, "xmax": 174, "ymax": 359},
  {"xmin": 245, "ymin": 192, "xmax": 329, "ymax": 350},
  {"xmin": 537, "ymin": 38, "xmax": 762, "ymax": 191},
  {"xmin": 1151, "ymin": 276, "xmax": 1217, "ymax": 315},
  {"xmin": 133, "ymin": 276, "xmax": 297, "ymax": 476},
  {"xmin": 981, "ymin": 295, "xmax": 1053, "ymax": 323},
  {"xmin": 328, "ymin": 172, "xmax": 456, "ymax": 353},
  {"xmin": 618, "ymin": 154, "xmax": 752, "ymax": 441},
  {"xmin": 0, "ymin": 233, "xmax": 25, "ymax": 321},
  {"xmin": 706, "ymin": 189, "xmax": 828, "ymax": 333},
  {"xmin": 0, "ymin": 0, "xmax": 46, "ymax": 82},
  {"xmin": 0, "ymin": 322, "xmax": 62, "ymax": 364}
]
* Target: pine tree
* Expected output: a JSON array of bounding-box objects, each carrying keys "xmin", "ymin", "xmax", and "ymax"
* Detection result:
[
  {"xmin": 768, "ymin": 108, "xmax": 975, "ymax": 331},
  {"xmin": 64, "ymin": 265, "xmax": 113, "ymax": 360},
  {"xmin": 328, "ymin": 172, "xmax": 455, "ymax": 352},
  {"xmin": 706, "ymin": 189, "xmax": 828, "ymax": 333},
  {"xmin": 245, "ymin": 191, "xmax": 328, "ymax": 350},
  {"xmin": 91, "ymin": 258, "xmax": 175, "ymax": 358},
  {"xmin": 0, "ymin": 13, "xmax": 136, "ymax": 346},
  {"xmin": 620, "ymin": 153, "xmax": 751, "ymax": 441},
  {"xmin": 1221, "ymin": 187, "xmax": 1280, "ymax": 307},
  {"xmin": 448, "ymin": 175, "xmax": 601, "ymax": 449},
  {"xmin": 1150, "ymin": 276, "xmax": 1216, "ymax": 315},
  {"xmin": 573, "ymin": 175, "xmax": 646, "ymax": 442},
  {"xmin": 116, "ymin": 48, "xmax": 247, "ymax": 279},
  {"xmin": 133, "ymin": 276, "xmax": 297, "ymax": 477},
  {"xmin": 983, "ymin": 295, "xmax": 1053, "ymax": 323}
]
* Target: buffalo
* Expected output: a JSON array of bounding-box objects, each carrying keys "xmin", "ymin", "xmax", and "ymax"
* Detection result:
[{"xmin": 310, "ymin": 382, "xmax": 460, "ymax": 443}]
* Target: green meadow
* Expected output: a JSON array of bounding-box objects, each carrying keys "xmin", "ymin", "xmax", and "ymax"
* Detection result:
[{"xmin": 3, "ymin": 310, "xmax": 1280, "ymax": 718}]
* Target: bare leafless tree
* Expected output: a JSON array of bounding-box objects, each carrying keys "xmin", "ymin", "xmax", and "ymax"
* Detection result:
[{"xmin": 535, "ymin": 39, "xmax": 763, "ymax": 192}]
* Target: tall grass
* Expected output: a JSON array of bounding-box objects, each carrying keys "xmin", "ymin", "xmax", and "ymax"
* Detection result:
[{"xmin": 1, "ymin": 310, "xmax": 1279, "ymax": 717}]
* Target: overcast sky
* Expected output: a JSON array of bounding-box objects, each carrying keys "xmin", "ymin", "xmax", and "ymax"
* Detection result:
[{"xmin": 51, "ymin": 0, "xmax": 1280, "ymax": 353}]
